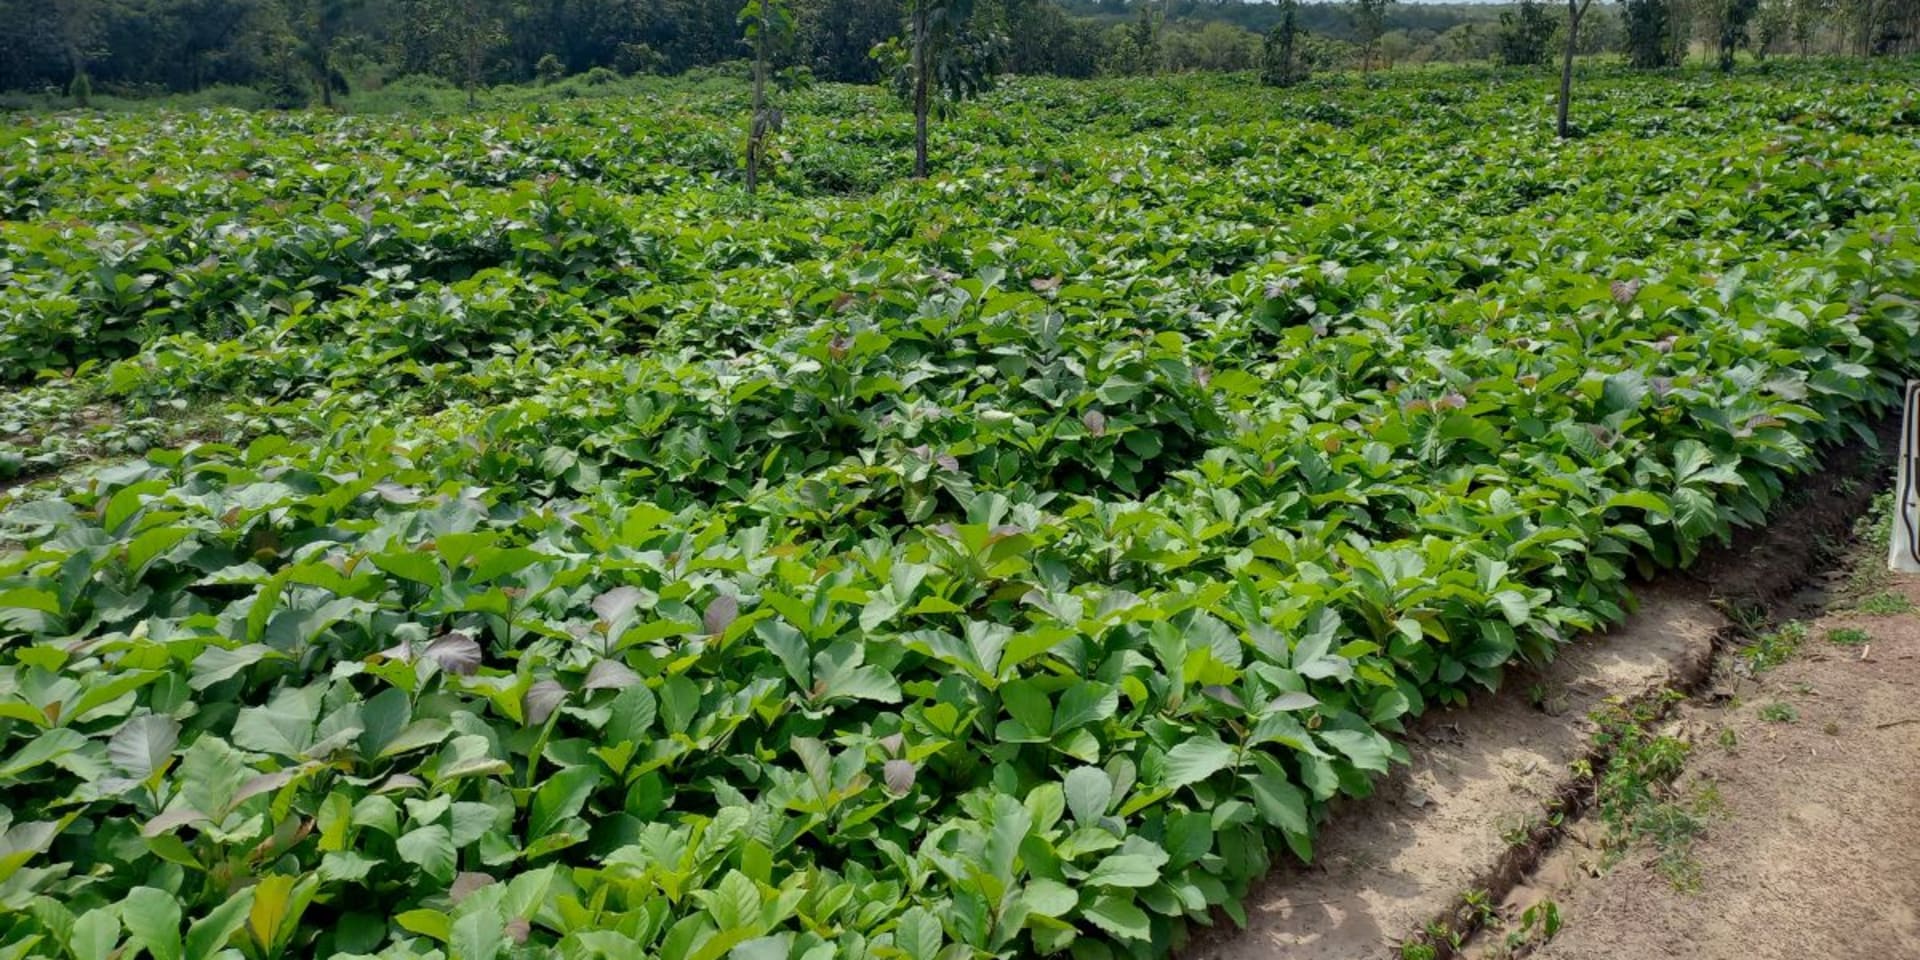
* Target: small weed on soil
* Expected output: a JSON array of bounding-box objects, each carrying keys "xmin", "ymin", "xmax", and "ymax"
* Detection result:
[{"xmin": 1586, "ymin": 695, "xmax": 1723, "ymax": 892}]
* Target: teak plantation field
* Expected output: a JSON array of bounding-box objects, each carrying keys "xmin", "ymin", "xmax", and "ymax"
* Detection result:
[{"xmin": 2, "ymin": 61, "xmax": 1920, "ymax": 960}]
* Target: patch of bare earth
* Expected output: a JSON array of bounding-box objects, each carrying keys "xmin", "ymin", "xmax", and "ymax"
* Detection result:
[
  {"xmin": 1183, "ymin": 427, "xmax": 1894, "ymax": 960},
  {"xmin": 1513, "ymin": 574, "xmax": 1920, "ymax": 960},
  {"xmin": 1179, "ymin": 591, "xmax": 1719, "ymax": 960}
]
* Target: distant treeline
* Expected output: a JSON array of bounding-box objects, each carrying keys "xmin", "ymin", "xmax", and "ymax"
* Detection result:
[{"xmin": 2, "ymin": 0, "xmax": 1914, "ymax": 106}]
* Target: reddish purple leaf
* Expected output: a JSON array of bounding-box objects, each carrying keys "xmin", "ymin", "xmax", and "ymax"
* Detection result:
[
  {"xmin": 584, "ymin": 659, "xmax": 641, "ymax": 691},
  {"xmin": 883, "ymin": 759, "xmax": 917, "ymax": 795},
  {"xmin": 377, "ymin": 774, "xmax": 426, "ymax": 793},
  {"xmin": 233, "ymin": 769, "xmax": 297, "ymax": 806},
  {"xmin": 450, "ymin": 872, "xmax": 496, "ymax": 904},
  {"xmin": 142, "ymin": 807, "xmax": 209, "ymax": 838},
  {"xmin": 704, "ymin": 595, "xmax": 740, "ymax": 637},
  {"xmin": 592, "ymin": 586, "xmax": 645, "ymax": 624},
  {"xmin": 424, "ymin": 632, "xmax": 481, "ymax": 676},
  {"xmin": 524, "ymin": 680, "xmax": 567, "ymax": 725}
]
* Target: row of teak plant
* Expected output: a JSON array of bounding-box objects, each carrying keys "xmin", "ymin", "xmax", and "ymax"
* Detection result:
[
  {"xmin": 742, "ymin": 0, "xmax": 999, "ymax": 184},
  {"xmin": 0, "ymin": 63, "xmax": 1918, "ymax": 960}
]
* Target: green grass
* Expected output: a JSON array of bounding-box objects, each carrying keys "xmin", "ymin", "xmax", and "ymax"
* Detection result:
[
  {"xmin": 1855, "ymin": 592, "xmax": 1912, "ymax": 615},
  {"xmin": 1589, "ymin": 696, "xmax": 1724, "ymax": 891},
  {"xmin": 1759, "ymin": 701, "xmax": 1800, "ymax": 723},
  {"xmin": 1743, "ymin": 621, "xmax": 1810, "ymax": 672},
  {"xmin": 1827, "ymin": 626, "xmax": 1872, "ymax": 646}
]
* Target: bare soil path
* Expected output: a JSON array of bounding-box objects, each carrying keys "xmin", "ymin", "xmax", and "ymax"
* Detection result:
[
  {"xmin": 1512, "ymin": 570, "xmax": 1920, "ymax": 960},
  {"xmin": 1188, "ymin": 433, "xmax": 1919, "ymax": 960}
]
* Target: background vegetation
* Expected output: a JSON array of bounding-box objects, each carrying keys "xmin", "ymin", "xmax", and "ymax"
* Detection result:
[{"xmin": 3, "ymin": 0, "xmax": 1917, "ymax": 110}]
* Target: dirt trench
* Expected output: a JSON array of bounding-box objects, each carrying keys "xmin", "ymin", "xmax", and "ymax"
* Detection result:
[
  {"xmin": 1500, "ymin": 578, "xmax": 1920, "ymax": 960},
  {"xmin": 1185, "ymin": 428, "xmax": 1912, "ymax": 960}
]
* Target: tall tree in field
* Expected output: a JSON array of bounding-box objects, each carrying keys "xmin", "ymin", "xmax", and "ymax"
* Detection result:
[
  {"xmin": 1259, "ymin": 0, "xmax": 1305, "ymax": 86},
  {"xmin": 1353, "ymin": 0, "xmax": 1395, "ymax": 71},
  {"xmin": 1715, "ymin": 0, "xmax": 1762, "ymax": 68},
  {"xmin": 1789, "ymin": 0, "xmax": 1826, "ymax": 52},
  {"xmin": 53, "ymin": 0, "xmax": 103, "ymax": 103},
  {"xmin": 1623, "ymin": 0, "xmax": 1686, "ymax": 66},
  {"xmin": 413, "ymin": 0, "xmax": 504, "ymax": 107},
  {"xmin": 1497, "ymin": 0, "xmax": 1557, "ymax": 65},
  {"xmin": 740, "ymin": 0, "xmax": 795, "ymax": 194},
  {"xmin": 896, "ymin": 0, "xmax": 997, "ymax": 178},
  {"xmin": 1752, "ymin": 0, "xmax": 1790, "ymax": 55},
  {"xmin": 291, "ymin": 0, "xmax": 360, "ymax": 107},
  {"xmin": 1555, "ymin": 0, "xmax": 1596, "ymax": 138}
]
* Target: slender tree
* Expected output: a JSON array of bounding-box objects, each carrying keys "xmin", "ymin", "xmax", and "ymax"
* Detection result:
[
  {"xmin": 413, "ymin": 0, "xmax": 504, "ymax": 107},
  {"xmin": 740, "ymin": 0, "xmax": 795, "ymax": 194},
  {"xmin": 1259, "ymin": 0, "xmax": 1305, "ymax": 86},
  {"xmin": 912, "ymin": 0, "xmax": 931, "ymax": 176},
  {"xmin": 53, "ymin": 0, "xmax": 103, "ymax": 104},
  {"xmin": 1556, "ymin": 0, "xmax": 1596, "ymax": 137},
  {"xmin": 1353, "ymin": 0, "xmax": 1395, "ymax": 71},
  {"xmin": 1753, "ymin": 0, "xmax": 1790, "ymax": 55},
  {"xmin": 456, "ymin": 0, "xmax": 502, "ymax": 107},
  {"xmin": 1623, "ymin": 0, "xmax": 1686, "ymax": 66},
  {"xmin": 291, "ymin": 0, "xmax": 361, "ymax": 108},
  {"xmin": 1789, "ymin": 0, "xmax": 1822, "ymax": 51},
  {"xmin": 1716, "ymin": 0, "xmax": 1762, "ymax": 69},
  {"xmin": 897, "ymin": 0, "xmax": 995, "ymax": 178},
  {"xmin": 1498, "ymin": 0, "xmax": 1557, "ymax": 65}
]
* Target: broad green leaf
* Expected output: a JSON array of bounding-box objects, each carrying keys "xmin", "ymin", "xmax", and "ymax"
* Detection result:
[
  {"xmin": 893, "ymin": 906, "xmax": 942, "ymax": 958},
  {"xmin": 71, "ymin": 906, "xmax": 120, "ymax": 960},
  {"xmin": 530, "ymin": 766, "xmax": 600, "ymax": 836},
  {"xmin": 184, "ymin": 888, "xmax": 254, "ymax": 959},
  {"xmin": 0, "ymin": 727, "xmax": 87, "ymax": 779},
  {"xmin": 1052, "ymin": 681, "xmax": 1118, "ymax": 734},
  {"xmin": 1162, "ymin": 736, "xmax": 1238, "ymax": 789},
  {"xmin": 398, "ymin": 824, "xmax": 457, "ymax": 884},
  {"xmin": 122, "ymin": 887, "xmax": 183, "ymax": 960},
  {"xmin": 247, "ymin": 873, "xmax": 317, "ymax": 956},
  {"xmin": 1085, "ymin": 849, "xmax": 1167, "ymax": 888},
  {"xmin": 1063, "ymin": 767, "xmax": 1112, "ymax": 826},
  {"xmin": 1000, "ymin": 679, "xmax": 1052, "ymax": 736},
  {"xmin": 1081, "ymin": 894, "xmax": 1151, "ymax": 941},
  {"xmin": 1023, "ymin": 879, "xmax": 1079, "ymax": 918}
]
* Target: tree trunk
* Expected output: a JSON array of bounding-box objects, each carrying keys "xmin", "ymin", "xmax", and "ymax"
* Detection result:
[
  {"xmin": 1556, "ymin": 0, "xmax": 1589, "ymax": 139},
  {"xmin": 747, "ymin": 3, "xmax": 767, "ymax": 194},
  {"xmin": 912, "ymin": 3, "xmax": 929, "ymax": 179},
  {"xmin": 465, "ymin": 5, "xmax": 480, "ymax": 110}
]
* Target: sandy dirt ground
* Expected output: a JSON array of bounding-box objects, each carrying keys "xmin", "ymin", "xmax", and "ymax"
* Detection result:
[
  {"xmin": 1179, "ymin": 431, "xmax": 1914, "ymax": 960},
  {"xmin": 1510, "ymin": 569, "xmax": 1920, "ymax": 960},
  {"xmin": 1179, "ymin": 589, "xmax": 1719, "ymax": 960}
]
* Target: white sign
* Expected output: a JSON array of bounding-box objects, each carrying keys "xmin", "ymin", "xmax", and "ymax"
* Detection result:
[{"xmin": 1892, "ymin": 380, "xmax": 1920, "ymax": 573}]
